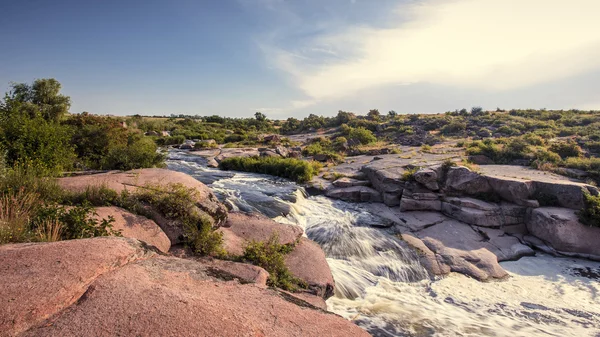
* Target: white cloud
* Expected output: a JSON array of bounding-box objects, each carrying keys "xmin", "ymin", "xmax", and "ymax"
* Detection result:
[{"xmin": 266, "ymin": 0, "xmax": 600, "ymax": 108}]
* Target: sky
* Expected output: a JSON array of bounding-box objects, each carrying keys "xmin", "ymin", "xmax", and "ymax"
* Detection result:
[{"xmin": 1, "ymin": 0, "xmax": 600, "ymax": 118}]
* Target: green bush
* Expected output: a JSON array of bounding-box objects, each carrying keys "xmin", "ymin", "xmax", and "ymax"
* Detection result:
[
  {"xmin": 440, "ymin": 121, "xmax": 467, "ymax": 136},
  {"xmin": 578, "ymin": 192, "xmax": 600, "ymax": 227},
  {"xmin": 34, "ymin": 204, "xmax": 121, "ymax": 240},
  {"xmin": 100, "ymin": 135, "xmax": 165, "ymax": 170},
  {"xmin": 241, "ymin": 234, "xmax": 306, "ymax": 291},
  {"xmin": 219, "ymin": 156, "xmax": 322, "ymax": 183},
  {"xmin": 549, "ymin": 140, "xmax": 583, "ymax": 159},
  {"xmin": 348, "ymin": 127, "xmax": 377, "ymax": 145}
]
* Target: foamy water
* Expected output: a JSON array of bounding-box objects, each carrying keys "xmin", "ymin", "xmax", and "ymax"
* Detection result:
[{"xmin": 167, "ymin": 150, "xmax": 600, "ymax": 337}]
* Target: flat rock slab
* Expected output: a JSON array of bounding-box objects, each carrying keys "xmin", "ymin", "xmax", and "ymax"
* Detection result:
[
  {"xmin": 415, "ymin": 220, "xmax": 512, "ymax": 280},
  {"xmin": 285, "ymin": 237, "xmax": 335, "ymax": 299},
  {"xmin": 218, "ymin": 212, "xmax": 304, "ymax": 256},
  {"xmin": 0, "ymin": 237, "xmax": 154, "ymax": 336},
  {"xmin": 22, "ymin": 256, "xmax": 367, "ymax": 337},
  {"xmin": 92, "ymin": 207, "xmax": 171, "ymax": 253},
  {"xmin": 214, "ymin": 148, "xmax": 260, "ymax": 162}
]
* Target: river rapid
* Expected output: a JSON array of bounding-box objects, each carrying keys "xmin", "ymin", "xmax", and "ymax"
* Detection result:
[{"xmin": 167, "ymin": 150, "xmax": 600, "ymax": 337}]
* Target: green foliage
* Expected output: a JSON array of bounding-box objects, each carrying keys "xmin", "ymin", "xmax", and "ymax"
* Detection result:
[
  {"xmin": 440, "ymin": 120, "xmax": 467, "ymax": 136},
  {"xmin": 549, "ymin": 140, "xmax": 583, "ymax": 159},
  {"xmin": 100, "ymin": 134, "xmax": 165, "ymax": 170},
  {"xmin": 0, "ymin": 163, "xmax": 64, "ymax": 202},
  {"xmin": 241, "ymin": 234, "xmax": 306, "ymax": 291},
  {"xmin": 34, "ymin": 204, "xmax": 121, "ymax": 240},
  {"xmin": 578, "ymin": 192, "xmax": 600, "ymax": 227},
  {"xmin": 220, "ymin": 156, "xmax": 322, "ymax": 183},
  {"xmin": 348, "ymin": 127, "xmax": 377, "ymax": 145}
]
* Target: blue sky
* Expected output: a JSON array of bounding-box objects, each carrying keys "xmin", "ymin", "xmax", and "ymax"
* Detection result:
[{"xmin": 1, "ymin": 0, "xmax": 599, "ymax": 118}]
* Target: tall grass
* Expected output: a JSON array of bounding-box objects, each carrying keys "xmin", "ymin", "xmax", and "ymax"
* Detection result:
[
  {"xmin": 0, "ymin": 189, "xmax": 39, "ymax": 244},
  {"xmin": 220, "ymin": 156, "xmax": 322, "ymax": 183}
]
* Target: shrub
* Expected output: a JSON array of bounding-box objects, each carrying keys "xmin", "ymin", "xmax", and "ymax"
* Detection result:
[
  {"xmin": 34, "ymin": 204, "xmax": 121, "ymax": 240},
  {"xmin": 100, "ymin": 135, "xmax": 165, "ymax": 170},
  {"xmin": 220, "ymin": 156, "xmax": 322, "ymax": 183},
  {"xmin": 401, "ymin": 167, "xmax": 419, "ymax": 181},
  {"xmin": 578, "ymin": 192, "xmax": 600, "ymax": 227},
  {"xmin": 549, "ymin": 140, "xmax": 583, "ymax": 159},
  {"xmin": 130, "ymin": 183, "xmax": 224, "ymax": 256},
  {"xmin": 241, "ymin": 234, "xmax": 306, "ymax": 291},
  {"xmin": 440, "ymin": 121, "xmax": 467, "ymax": 136},
  {"xmin": 348, "ymin": 127, "xmax": 377, "ymax": 145}
]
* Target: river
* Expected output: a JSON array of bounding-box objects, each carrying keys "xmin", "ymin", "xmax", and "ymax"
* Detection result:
[{"xmin": 167, "ymin": 150, "xmax": 600, "ymax": 337}]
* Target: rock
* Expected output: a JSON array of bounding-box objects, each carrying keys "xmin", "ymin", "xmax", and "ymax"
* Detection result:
[
  {"xmin": 0, "ymin": 237, "xmax": 154, "ymax": 336},
  {"xmin": 400, "ymin": 197, "xmax": 441, "ymax": 212},
  {"xmin": 313, "ymin": 153, "xmax": 329, "ymax": 162},
  {"xmin": 275, "ymin": 145, "xmax": 289, "ymax": 158},
  {"xmin": 445, "ymin": 166, "xmax": 492, "ymax": 195},
  {"xmin": 206, "ymin": 157, "xmax": 219, "ymax": 168},
  {"xmin": 468, "ymin": 155, "xmax": 495, "ymax": 165},
  {"xmin": 394, "ymin": 211, "xmax": 448, "ymax": 232},
  {"xmin": 383, "ymin": 192, "xmax": 401, "ymax": 207},
  {"xmin": 473, "ymin": 227, "xmax": 535, "ymax": 261},
  {"xmin": 285, "ymin": 238, "xmax": 335, "ymax": 299},
  {"xmin": 217, "ymin": 212, "xmax": 304, "ymax": 256},
  {"xmin": 202, "ymin": 258, "xmax": 269, "ymax": 286},
  {"xmin": 92, "ymin": 207, "xmax": 171, "ymax": 253},
  {"xmin": 215, "ymin": 148, "xmax": 260, "ymax": 162},
  {"xmin": 19, "ymin": 255, "xmax": 367, "ymax": 337},
  {"xmin": 260, "ymin": 150, "xmax": 280, "ymax": 157},
  {"xmin": 414, "ymin": 168, "xmax": 439, "ymax": 191},
  {"xmin": 305, "ymin": 176, "xmax": 332, "ymax": 195},
  {"xmin": 332, "ymin": 177, "xmax": 370, "ymax": 188},
  {"xmin": 325, "ymin": 186, "xmax": 382, "ymax": 203},
  {"xmin": 289, "ymin": 150, "xmax": 301, "ymax": 158},
  {"xmin": 361, "ymin": 161, "xmax": 405, "ymax": 194},
  {"xmin": 179, "ymin": 143, "xmax": 194, "ymax": 150},
  {"xmin": 415, "ymin": 220, "xmax": 508, "ymax": 280},
  {"xmin": 401, "ymin": 234, "xmax": 450, "ymax": 276},
  {"xmin": 533, "ymin": 181, "xmax": 598, "ymax": 210},
  {"xmin": 441, "ymin": 198, "xmax": 501, "ymax": 227},
  {"xmin": 526, "ymin": 207, "xmax": 600, "ymax": 259},
  {"xmin": 58, "ymin": 168, "xmax": 228, "ymax": 228},
  {"xmin": 486, "ymin": 176, "xmax": 534, "ymax": 206}
]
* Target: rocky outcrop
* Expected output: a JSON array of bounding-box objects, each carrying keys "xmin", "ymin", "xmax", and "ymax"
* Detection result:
[
  {"xmin": 58, "ymin": 168, "xmax": 228, "ymax": 227},
  {"xmin": 332, "ymin": 177, "xmax": 370, "ymax": 188},
  {"xmin": 526, "ymin": 207, "xmax": 600, "ymax": 260},
  {"xmin": 92, "ymin": 207, "xmax": 171, "ymax": 253},
  {"xmin": 2, "ymin": 238, "xmax": 366, "ymax": 337},
  {"xmin": 0, "ymin": 237, "xmax": 154, "ymax": 336}
]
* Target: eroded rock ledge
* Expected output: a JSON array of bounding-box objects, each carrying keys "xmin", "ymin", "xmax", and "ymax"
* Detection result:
[
  {"xmin": 314, "ymin": 156, "xmax": 600, "ymax": 281},
  {"xmin": 1, "ymin": 238, "xmax": 367, "ymax": 337}
]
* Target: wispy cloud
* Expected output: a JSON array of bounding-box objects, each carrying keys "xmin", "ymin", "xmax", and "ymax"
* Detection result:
[{"xmin": 262, "ymin": 0, "xmax": 600, "ymax": 110}]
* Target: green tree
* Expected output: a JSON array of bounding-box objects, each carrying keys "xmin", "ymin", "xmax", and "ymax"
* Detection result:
[
  {"xmin": 367, "ymin": 109, "xmax": 380, "ymax": 121},
  {"xmin": 3, "ymin": 79, "xmax": 71, "ymax": 122},
  {"xmin": 255, "ymin": 112, "xmax": 267, "ymax": 122}
]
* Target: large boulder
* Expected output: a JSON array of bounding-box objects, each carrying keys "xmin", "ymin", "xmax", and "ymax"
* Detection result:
[
  {"xmin": 0, "ymin": 237, "xmax": 154, "ymax": 336},
  {"xmin": 361, "ymin": 161, "xmax": 405, "ymax": 194},
  {"xmin": 275, "ymin": 145, "xmax": 289, "ymax": 158},
  {"xmin": 532, "ymin": 181, "xmax": 598, "ymax": 210},
  {"xmin": 414, "ymin": 168, "xmax": 439, "ymax": 191},
  {"xmin": 486, "ymin": 176, "xmax": 536, "ymax": 206},
  {"xmin": 214, "ymin": 148, "xmax": 260, "ymax": 162},
  {"xmin": 11, "ymin": 248, "xmax": 367, "ymax": 337},
  {"xmin": 332, "ymin": 177, "xmax": 370, "ymax": 188},
  {"xmin": 217, "ymin": 212, "xmax": 304, "ymax": 256},
  {"xmin": 444, "ymin": 166, "xmax": 492, "ymax": 195},
  {"xmin": 285, "ymin": 238, "xmax": 335, "ymax": 299},
  {"xmin": 58, "ymin": 168, "xmax": 228, "ymax": 227},
  {"xmin": 400, "ymin": 190, "xmax": 441, "ymax": 212},
  {"xmin": 526, "ymin": 207, "xmax": 600, "ymax": 259},
  {"xmin": 92, "ymin": 207, "xmax": 171, "ymax": 253}
]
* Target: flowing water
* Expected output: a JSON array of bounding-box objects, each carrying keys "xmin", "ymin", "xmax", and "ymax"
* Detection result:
[{"xmin": 167, "ymin": 150, "xmax": 600, "ymax": 337}]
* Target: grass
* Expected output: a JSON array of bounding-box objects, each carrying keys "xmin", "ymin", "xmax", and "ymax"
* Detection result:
[
  {"xmin": 0, "ymin": 189, "xmax": 39, "ymax": 244},
  {"xmin": 240, "ymin": 234, "xmax": 306, "ymax": 291},
  {"xmin": 219, "ymin": 156, "xmax": 322, "ymax": 183},
  {"xmin": 401, "ymin": 167, "xmax": 419, "ymax": 181}
]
